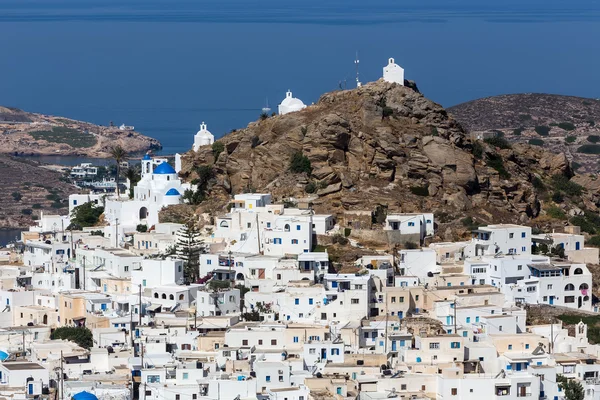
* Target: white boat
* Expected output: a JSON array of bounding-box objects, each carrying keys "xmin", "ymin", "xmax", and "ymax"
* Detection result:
[{"xmin": 119, "ymin": 123, "xmax": 135, "ymax": 131}]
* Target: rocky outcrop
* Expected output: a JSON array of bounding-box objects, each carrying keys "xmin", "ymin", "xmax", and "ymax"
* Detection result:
[
  {"xmin": 0, "ymin": 107, "xmax": 161, "ymax": 157},
  {"xmin": 181, "ymin": 80, "xmax": 589, "ymax": 229}
]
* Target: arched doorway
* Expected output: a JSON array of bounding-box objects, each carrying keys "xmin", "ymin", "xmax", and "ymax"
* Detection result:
[
  {"xmin": 578, "ymin": 296, "xmax": 583, "ymax": 308},
  {"xmin": 43, "ymin": 314, "xmax": 48, "ymax": 325},
  {"xmin": 236, "ymin": 273, "xmax": 244, "ymax": 281},
  {"xmin": 139, "ymin": 207, "xmax": 148, "ymax": 220}
]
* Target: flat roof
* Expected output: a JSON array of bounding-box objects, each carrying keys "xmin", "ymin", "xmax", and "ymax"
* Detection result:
[{"xmin": 2, "ymin": 362, "xmax": 45, "ymax": 370}]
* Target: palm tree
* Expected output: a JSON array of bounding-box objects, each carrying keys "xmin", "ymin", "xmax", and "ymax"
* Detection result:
[
  {"xmin": 110, "ymin": 145, "xmax": 128, "ymax": 198},
  {"xmin": 124, "ymin": 166, "xmax": 140, "ymax": 199}
]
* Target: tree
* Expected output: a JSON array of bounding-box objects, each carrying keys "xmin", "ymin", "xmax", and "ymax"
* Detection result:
[
  {"xmin": 175, "ymin": 220, "xmax": 205, "ymax": 283},
  {"xmin": 183, "ymin": 165, "xmax": 214, "ymax": 205},
  {"xmin": 212, "ymin": 141, "xmax": 225, "ymax": 162},
  {"xmin": 109, "ymin": 145, "xmax": 128, "ymax": 197},
  {"xmin": 50, "ymin": 326, "xmax": 93, "ymax": 349},
  {"xmin": 557, "ymin": 375, "xmax": 584, "ymax": 400},
  {"xmin": 68, "ymin": 202, "xmax": 104, "ymax": 229},
  {"xmin": 125, "ymin": 166, "xmax": 140, "ymax": 199}
]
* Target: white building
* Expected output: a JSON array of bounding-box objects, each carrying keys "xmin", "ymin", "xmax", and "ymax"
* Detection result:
[
  {"xmin": 196, "ymin": 288, "xmax": 240, "ymax": 317},
  {"xmin": 278, "ymin": 90, "xmax": 306, "ymax": 115},
  {"xmin": 467, "ymin": 224, "xmax": 532, "ymax": 257},
  {"xmin": 193, "ymin": 122, "xmax": 215, "ymax": 151},
  {"xmin": 103, "ymin": 156, "xmax": 190, "ymax": 240},
  {"xmin": 70, "ymin": 163, "xmax": 98, "ymax": 178},
  {"xmin": 384, "ymin": 213, "xmax": 434, "ymax": 242},
  {"xmin": 383, "ymin": 57, "xmax": 404, "ymax": 85}
]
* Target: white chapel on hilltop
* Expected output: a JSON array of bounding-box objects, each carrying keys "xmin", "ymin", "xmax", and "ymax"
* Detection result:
[
  {"xmin": 383, "ymin": 57, "xmax": 405, "ymax": 86},
  {"xmin": 278, "ymin": 90, "xmax": 306, "ymax": 115},
  {"xmin": 193, "ymin": 122, "xmax": 215, "ymax": 151}
]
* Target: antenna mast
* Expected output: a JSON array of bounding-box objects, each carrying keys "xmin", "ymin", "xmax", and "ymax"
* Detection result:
[{"xmin": 355, "ymin": 51, "xmax": 361, "ymax": 88}]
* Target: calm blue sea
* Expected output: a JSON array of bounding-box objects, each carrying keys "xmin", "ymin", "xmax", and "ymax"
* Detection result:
[{"xmin": 1, "ymin": 0, "xmax": 599, "ymax": 155}]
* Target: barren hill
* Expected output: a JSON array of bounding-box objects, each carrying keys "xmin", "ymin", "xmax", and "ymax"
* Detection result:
[
  {"xmin": 449, "ymin": 94, "xmax": 600, "ymax": 173},
  {"xmin": 0, "ymin": 106, "xmax": 161, "ymax": 157},
  {"xmin": 179, "ymin": 81, "xmax": 599, "ymax": 240}
]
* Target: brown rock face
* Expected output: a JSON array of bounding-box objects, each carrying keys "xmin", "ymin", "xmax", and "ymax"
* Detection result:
[{"xmin": 181, "ymin": 80, "xmax": 582, "ymax": 224}]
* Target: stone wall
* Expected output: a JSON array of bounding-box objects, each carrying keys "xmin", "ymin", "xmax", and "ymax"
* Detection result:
[{"xmin": 349, "ymin": 229, "xmax": 421, "ymax": 246}]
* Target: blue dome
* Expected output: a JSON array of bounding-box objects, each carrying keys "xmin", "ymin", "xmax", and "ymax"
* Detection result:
[
  {"xmin": 153, "ymin": 162, "xmax": 176, "ymax": 175},
  {"xmin": 0, "ymin": 350, "xmax": 8, "ymax": 361},
  {"xmin": 165, "ymin": 188, "xmax": 180, "ymax": 196},
  {"xmin": 142, "ymin": 154, "xmax": 151, "ymax": 160},
  {"xmin": 73, "ymin": 392, "xmax": 98, "ymax": 400}
]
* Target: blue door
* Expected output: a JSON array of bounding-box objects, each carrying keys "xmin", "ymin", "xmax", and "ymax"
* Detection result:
[
  {"xmin": 321, "ymin": 348, "xmax": 327, "ymax": 360},
  {"xmin": 576, "ymin": 242, "xmax": 581, "ymax": 250},
  {"xmin": 516, "ymin": 363, "xmax": 522, "ymax": 371},
  {"xmin": 337, "ymin": 387, "xmax": 342, "ymax": 395},
  {"xmin": 549, "ymin": 296, "xmax": 554, "ymax": 305},
  {"xmin": 28, "ymin": 384, "xmax": 34, "ymax": 395},
  {"xmin": 392, "ymin": 341, "xmax": 397, "ymax": 351}
]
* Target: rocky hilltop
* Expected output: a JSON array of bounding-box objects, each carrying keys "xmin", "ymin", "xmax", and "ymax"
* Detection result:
[
  {"xmin": 449, "ymin": 94, "xmax": 600, "ymax": 173},
  {"xmin": 0, "ymin": 106, "xmax": 161, "ymax": 157},
  {"xmin": 180, "ymin": 81, "xmax": 597, "ymax": 239}
]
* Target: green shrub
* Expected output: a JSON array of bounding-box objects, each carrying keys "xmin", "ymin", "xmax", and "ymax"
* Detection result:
[
  {"xmin": 431, "ymin": 127, "xmax": 439, "ymax": 136},
  {"xmin": 472, "ymin": 141, "xmax": 484, "ymax": 159},
  {"xmin": 571, "ymin": 162, "xmax": 581, "ymax": 171},
  {"xmin": 570, "ymin": 212, "xmax": 600, "ymax": 234},
  {"xmin": 558, "ymin": 122, "xmax": 576, "ymax": 131},
  {"xmin": 565, "ymin": 136, "xmax": 577, "ymax": 143},
  {"xmin": 404, "ymin": 242, "xmax": 418, "ymax": 249},
  {"xmin": 588, "ymin": 135, "xmax": 600, "ymax": 143},
  {"xmin": 484, "ymin": 136, "xmax": 511, "ymax": 149},
  {"xmin": 410, "ymin": 186, "xmax": 429, "ymax": 196},
  {"xmin": 577, "ymin": 145, "xmax": 600, "ymax": 154},
  {"xmin": 486, "ymin": 154, "xmax": 511, "ymax": 179},
  {"xmin": 532, "ymin": 176, "xmax": 545, "ymax": 191},
  {"xmin": 551, "ymin": 174, "xmax": 583, "ymax": 196},
  {"xmin": 552, "ymin": 191, "xmax": 564, "ymax": 203},
  {"xmin": 547, "ymin": 206, "xmax": 566, "ymax": 220},
  {"xmin": 513, "ymin": 127, "xmax": 524, "ymax": 136},
  {"xmin": 519, "ymin": 114, "xmax": 532, "ymax": 121},
  {"xmin": 11, "ymin": 192, "xmax": 22, "ymax": 201},
  {"xmin": 461, "ymin": 216, "xmax": 479, "ymax": 230},
  {"xmin": 32, "ymin": 203, "xmax": 42, "ymax": 209},
  {"xmin": 535, "ymin": 126, "xmax": 550, "ymax": 136},
  {"xmin": 305, "ymin": 182, "xmax": 317, "ymax": 194},
  {"xmin": 21, "ymin": 208, "xmax": 32, "ymax": 215},
  {"xmin": 587, "ymin": 236, "xmax": 600, "ymax": 247},
  {"xmin": 332, "ymin": 234, "xmax": 349, "ymax": 245},
  {"xmin": 289, "ymin": 152, "xmax": 312, "ymax": 174},
  {"xmin": 212, "ymin": 141, "xmax": 225, "ymax": 161},
  {"xmin": 589, "ymin": 120, "xmax": 596, "ymax": 127},
  {"xmin": 29, "ymin": 127, "xmax": 97, "ymax": 148},
  {"xmin": 136, "ymin": 224, "xmax": 148, "ymax": 232},
  {"xmin": 259, "ymin": 112, "xmax": 268, "ymax": 120},
  {"xmin": 528, "ymin": 138, "xmax": 544, "ymax": 146},
  {"xmin": 51, "ymin": 326, "xmax": 93, "ymax": 349}
]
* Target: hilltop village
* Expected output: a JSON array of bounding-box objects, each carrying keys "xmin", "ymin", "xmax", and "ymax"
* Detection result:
[{"xmin": 2, "ymin": 60, "xmax": 600, "ymax": 400}]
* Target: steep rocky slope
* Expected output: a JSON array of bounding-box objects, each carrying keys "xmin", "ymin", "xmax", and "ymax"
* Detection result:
[
  {"xmin": 0, "ymin": 107, "xmax": 161, "ymax": 157},
  {"xmin": 180, "ymin": 81, "xmax": 596, "ymax": 238},
  {"xmin": 449, "ymin": 94, "xmax": 600, "ymax": 173},
  {"xmin": 0, "ymin": 156, "xmax": 79, "ymax": 228}
]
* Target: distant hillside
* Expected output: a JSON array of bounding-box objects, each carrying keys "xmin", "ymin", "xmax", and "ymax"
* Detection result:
[
  {"xmin": 0, "ymin": 155, "xmax": 78, "ymax": 228},
  {"xmin": 449, "ymin": 94, "xmax": 600, "ymax": 173},
  {"xmin": 0, "ymin": 107, "xmax": 161, "ymax": 157},
  {"xmin": 176, "ymin": 81, "xmax": 599, "ymax": 241}
]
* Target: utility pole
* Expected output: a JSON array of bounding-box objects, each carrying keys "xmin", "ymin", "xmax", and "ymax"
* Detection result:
[
  {"xmin": 60, "ymin": 351, "xmax": 64, "ymax": 400},
  {"xmin": 255, "ymin": 214, "xmax": 261, "ymax": 255},
  {"xmin": 453, "ymin": 300, "xmax": 457, "ymax": 334},
  {"xmin": 550, "ymin": 320, "xmax": 554, "ymax": 354},
  {"xmin": 130, "ymin": 305, "xmax": 134, "ymax": 348},
  {"xmin": 141, "ymin": 343, "xmax": 144, "ymax": 369},
  {"xmin": 22, "ymin": 330, "xmax": 25, "ymax": 359},
  {"xmin": 384, "ymin": 294, "xmax": 389, "ymax": 354},
  {"xmin": 82, "ymin": 255, "xmax": 86, "ymax": 291},
  {"xmin": 138, "ymin": 284, "xmax": 142, "ymax": 326},
  {"xmin": 115, "ymin": 218, "xmax": 119, "ymax": 248},
  {"xmin": 228, "ymin": 251, "xmax": 233, "ymax": 289}
]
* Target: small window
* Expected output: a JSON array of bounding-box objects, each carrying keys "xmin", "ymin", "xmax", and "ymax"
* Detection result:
[
  {"xmin": 258, "ymin": 340, "xmax": 263, "ymax": 345},
  {"xmin": 242, "ymin": 339, "xmax": 248, "ymax": 346},
  {"xmin": 429, "ymin": 342, "xmax": 440, "ymax": 349},
  {"xmin": 295, "ymin": 298, "xmax": 300, "ymax": 305},
  {"xmin": 266, "ymin": 376, "xmax": 271, "ymax": 382},
  {"xmin": 509, "ymin": 233, "xmax": 514, "ymax": 239},
  {"xmin": 351, "ymin": 299, "xmax": 359, "ymax": 304},
  {"xmin": 508, "ymin": 344, "xmax": 513, "ymax": 350},
  {"xmin": 271, "ymin": 339, "xmax": 277, "ymax": 345},
  {"xmin": 451, "ymin": 388, "xmax": 458, "ymax": 396},
  {"xmin": 522, "ymin": 232, "xmax": 526, "ymax": 238}
]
